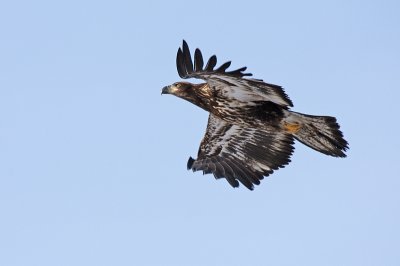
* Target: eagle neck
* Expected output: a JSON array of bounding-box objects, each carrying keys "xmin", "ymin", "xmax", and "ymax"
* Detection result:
[{"xmin": 185, "ymin": 83, "xmax": 212, "ymax": 112}]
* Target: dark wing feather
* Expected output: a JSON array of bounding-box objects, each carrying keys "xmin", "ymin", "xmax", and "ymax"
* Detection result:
[
  {"xmin": 205, "ymin": 55, "xmax": 217, "ymax": 72},
  {"xmin": 188, "ymin": 114, "xmax": 295, "ymax": 190},
  {"xmin": 182, "ymin": 40, "xmax": 193, "ymax": 73},
  {"xmin": 216, "ymin": 61, "xmax": 231, "ymax": 72},
  {"xmin": 176, "ymin": 48, "xmax": 186, "ymax": 78},
  {"xmin": 176, "ymin": 40, "xmax": 293, "ymax": 107},
  {"xmin": 194, "ymin": 48, "xmax": 204, "ymax": 72}
]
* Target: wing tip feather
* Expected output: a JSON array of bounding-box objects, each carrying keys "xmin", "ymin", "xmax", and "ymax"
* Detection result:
[
  {"xmin": 187, "ymin": 156, "xmax": 195, "ymax": 170},
  {"xmin": 176, "ymin": 41, "xmax": 252, "ymax": 79}
]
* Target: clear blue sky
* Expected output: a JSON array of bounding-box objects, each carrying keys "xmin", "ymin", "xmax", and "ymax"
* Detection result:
[{"xmin": 1, "ymin": 1, "xmax": 399, "ymax": 265}]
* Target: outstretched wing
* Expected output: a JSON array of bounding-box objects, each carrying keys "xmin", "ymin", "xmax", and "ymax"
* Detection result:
[
  {"xmin": 187, "ymin": 114, "xmax": 295, "ymax": 190},
  {"xmin": 177, "ymin": 40, "xmax": 293, "ymax": 107}
]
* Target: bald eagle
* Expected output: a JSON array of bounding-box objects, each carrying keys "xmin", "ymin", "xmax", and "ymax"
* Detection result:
[{"xmin": 162, "ymin": 41, "xmax": 348, "ymax": 190}]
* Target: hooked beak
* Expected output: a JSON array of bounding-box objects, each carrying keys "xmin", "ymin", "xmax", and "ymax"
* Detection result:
[{"xmin": 161, "ymin": 85, "xmax": 170, "ymax": 95}]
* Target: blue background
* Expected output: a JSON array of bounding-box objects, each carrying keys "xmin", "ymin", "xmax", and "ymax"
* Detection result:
[{"xmin": 1, "ymin": 1, "xmax": 399, "ymax": 265}]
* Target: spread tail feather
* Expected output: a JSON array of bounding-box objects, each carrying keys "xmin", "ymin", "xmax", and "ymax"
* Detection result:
[{"xmin": 285, "ymin": 112, "xmax": 349, "ymax": 157}]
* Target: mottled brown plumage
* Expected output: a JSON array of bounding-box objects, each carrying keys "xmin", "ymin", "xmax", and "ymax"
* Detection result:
[{"xmin": 162, "ymin": 41, "xmax": 348, "ymax": 190}]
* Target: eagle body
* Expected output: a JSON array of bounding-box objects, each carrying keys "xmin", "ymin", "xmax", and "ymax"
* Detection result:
[
  {"xmin": 162, "ymin": 41, "xmax": 348, "ymax": 190},
  {"xmin": 170, "ymin": 82, "xmax": 285, "ymax": 127}
]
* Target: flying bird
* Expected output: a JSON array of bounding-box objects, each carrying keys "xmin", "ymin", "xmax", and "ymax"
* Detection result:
[{"xmin": 162, "ymin": 41, "xmax": 348, "ymax": 190}]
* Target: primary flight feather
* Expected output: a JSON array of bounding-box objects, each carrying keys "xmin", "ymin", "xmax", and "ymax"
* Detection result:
[{"xmin": 162, "ymin": 40, "xmax": 348, "ymax": 190}]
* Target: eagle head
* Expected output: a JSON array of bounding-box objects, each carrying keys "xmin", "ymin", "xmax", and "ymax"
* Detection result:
[
  {"xmin": 161, "ymin": 82, "xmax": 193, "ymax": 96},
  {"xmin": 162, "ymin": 81, "xmax": 209, "ymax": 111}
]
